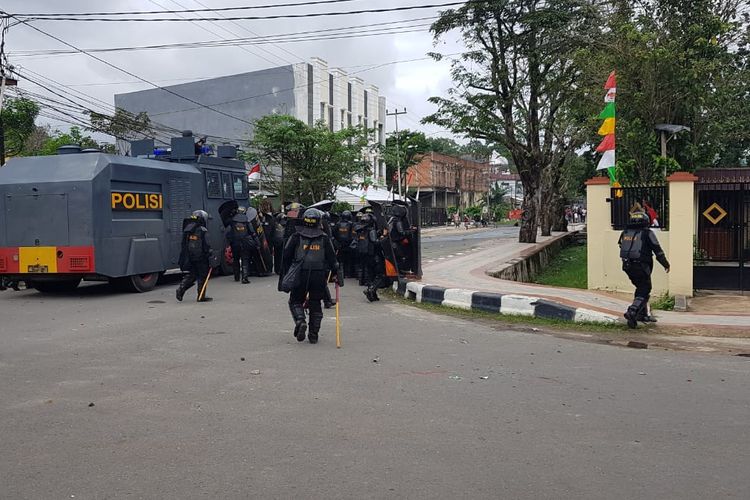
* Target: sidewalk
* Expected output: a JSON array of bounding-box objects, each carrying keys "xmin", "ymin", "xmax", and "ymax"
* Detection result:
[{"xmin": 418, "ymin": 231, "xmax": 750, "ymax": 329}]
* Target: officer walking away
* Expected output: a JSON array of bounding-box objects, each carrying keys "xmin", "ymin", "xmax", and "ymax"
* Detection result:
[
  {"xmin": 280, "ymin": 208, "xmax": 340, "ymax": 344},
  {"xmin": 226, "ymin": 206, "xmax": 257, "ymax": 284},
  {"xmin": 177, "ymin": 210, "xmax": 214, "ymax": 302},
  {"xmin": 334, "ymin": 210, "xmax": 355, "ymax": 277},
  {"xmin": 618, "ymin": 210, "xmax": 670, "ymax": 328}
]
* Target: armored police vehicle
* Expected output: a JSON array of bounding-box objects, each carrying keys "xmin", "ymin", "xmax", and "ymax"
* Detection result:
[{"xmin": 0, "ymin": 133, "xmax": 252, "ymax": 293}]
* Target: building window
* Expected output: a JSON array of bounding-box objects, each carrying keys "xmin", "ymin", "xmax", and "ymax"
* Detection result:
[
  {"xmin": 378, "ymin": 123, "xmax": 384, "ymax": 144},
  {"xmin": 347, "ymin": 83, "xmax": 352, "ymax": 111},
  {"xmin": 347, "ymin": 112, "xmax": 352, "ymax": 127},
  {"xmin": 329, "ymin": 74, "xmax": 334, "ymax": 105},
  {"xmin": 328, "ymin": 107, "xmax": 334, "ymax": 131},
  {"xmin": 364, "ymin": 90, "xmax": 368, "ymax": 117},
  {"xmin": 320, "ymin": 102, "xmax": 325, "ymax": 123}
]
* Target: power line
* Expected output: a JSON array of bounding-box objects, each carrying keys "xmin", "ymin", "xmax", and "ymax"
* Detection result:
[
  {"xmin": 9, "ymin": 24, "xmax": 432, "ymax": 58},
  {"xmin": 5, "ymin": 14, "xmax": 257, "ymax": 127},
  {"xmin": 5, "ymin": 1, "xmax": 469, "ymax": 22},
  {"xmin": 11, "ymin": 0, "xmax": 364, "ymax": 17}
]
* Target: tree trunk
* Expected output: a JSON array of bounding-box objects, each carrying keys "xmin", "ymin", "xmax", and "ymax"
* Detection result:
[
  {"xmin": 519, "ymin": 186, "xmax": 538, "ymax": 243},
  {"xmin": 539, "ymin": 188, "xmax": 552, "ymax": 237},
  {"xmin": 550, "ymin": 193, "xmax": 568, "ymax": 232}
]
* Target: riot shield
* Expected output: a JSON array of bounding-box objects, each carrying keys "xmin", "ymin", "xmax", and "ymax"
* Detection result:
[
  {"xmin": 406, "ymin": 196, "xmax": 422, "ymax": 279},
  {"xmin": 218, "ymin": 200, "xmax": 239, "ymax": 226},
  {"xmin": 247, "ymin": 207, "xmax": 273, "ymax": 276},
  {"xmin": 308, "ymin": 199, "xmax": 335, "ymax": 213},
  {"xmin": 367, "ymin": 200, "xmax": 400, "ymax": 279}
]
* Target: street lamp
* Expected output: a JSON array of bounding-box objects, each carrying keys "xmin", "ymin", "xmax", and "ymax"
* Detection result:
[{"xmin": 655, "ymin": 123, "xmax": 691, "ymax": 177}]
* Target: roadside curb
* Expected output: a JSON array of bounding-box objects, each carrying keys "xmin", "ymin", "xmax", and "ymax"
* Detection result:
[{"xmin": 393, "ymin": 279, "xmax": 620, "ymax": 324}]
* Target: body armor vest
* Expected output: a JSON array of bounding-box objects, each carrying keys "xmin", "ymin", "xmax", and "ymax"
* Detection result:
[
  {"xmin": 620, "ymin": 229, "xmax": 645, "ymax": 261},
  {"xmin": 296, "ymin": 236, "xmax": 326, "ymax": 270},
  {"xmin": 335, "ymin": 221, "xmax": 353, "ymax": 246},
  {"xmin": 185, "ymin": 224, "xmax": 205, "ymax": 259}
]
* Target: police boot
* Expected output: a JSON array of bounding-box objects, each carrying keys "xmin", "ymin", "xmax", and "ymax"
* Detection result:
[
  {"xmin": 175, "ymin": 276, "xmax": 192, "ymax": 302},
  {"xmin": 323, "ymin": 286, "xmax": 335, "ymax": 309},
  {"xmin": 289, "ymin": 303, "xmax": 307, "ymax": 342},
  {"xmin": 308, "ymin": 312, "xmax": 323, "ymax": 344},
  {"xmin": 624, "ymin": 296, "xmax": 646, "ymax": 329},
  {"xmin": 241, "ymin": 260, "xmax": 251, "ymax": 284}
]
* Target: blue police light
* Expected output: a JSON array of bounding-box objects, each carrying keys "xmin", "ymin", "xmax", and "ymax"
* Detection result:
[
  {"xmin": 200, "ymin": 145, "xmax": 213, "ymax": 155},
  {"xmin": 153, "ymin": 148, "xmax": 169, "ymax": 156}
]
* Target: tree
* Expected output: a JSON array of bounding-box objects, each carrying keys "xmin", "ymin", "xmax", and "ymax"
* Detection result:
[
  {"xmin": 249, "ymin": 115, "xmax": 374, "ymax": 205},
  {"xmin": 37, "ymin": 126, "xmax": 100, "ymax": 156},
  {"xmin": 424, "ymin": 0, "xmax": 602, "ymax": 242},
  {"xmin": 87, "ymin": 108, "xmax": 154, "ymax": 141},
  {"xmin": 575, "ymin": 0, "xmax": 750, "ymax": 182},
  {"xmin": 1, "ymin": 97, "xmax": 40, "ymax": 158},
  {"xmin": 383, "ymin": 129, "xmax": 431, "ymax": 189}
]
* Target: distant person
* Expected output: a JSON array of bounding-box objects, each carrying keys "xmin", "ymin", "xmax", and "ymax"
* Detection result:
[
  {"xmin": 194, "ymin": 136, "xmax": 207, "ymax": 155},
  {"xmin": 642, "ymin": 200, "xmax": 659, "ymax": 227},
  {"xmin": 618, "ymin": 210, "xmax": 670, "ymax": 328}
]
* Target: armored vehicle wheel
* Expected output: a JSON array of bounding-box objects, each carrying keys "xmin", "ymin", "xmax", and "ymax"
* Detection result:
[
  {"xmin": 111, "ymin": 272, "xmax": 160, "ymax": 293},
  {"xmin": 30, "ymin": 278, "xmax": 81, "ymax": 293}
]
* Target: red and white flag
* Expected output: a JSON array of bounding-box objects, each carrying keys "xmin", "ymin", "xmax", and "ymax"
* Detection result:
[{"xmin": 247, "ymin": 162, "xmax": 261, "ymax": 181}]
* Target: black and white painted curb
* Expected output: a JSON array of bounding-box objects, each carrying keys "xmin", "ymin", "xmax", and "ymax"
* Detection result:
[{"xmin": 393, "ymin": 280, "xmax": 620, "ymax": 324}]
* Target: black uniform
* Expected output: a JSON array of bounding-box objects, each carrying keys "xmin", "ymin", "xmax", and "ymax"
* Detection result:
[
  {"xmin": 281, "ymin": 228, "xmax": 338, "ymax": 344},
  {"xmin": 270, "ymin": 212, "xmax": 286, "ymax": 275},
  {"xmin": 618, "ymin": 212, "xmax": 670, "ymax": 327},
  {"xmin": 334, "ymin": 213, "xmax": 355, "ymax": 278},
  {"xmin": 177, "ymin": 218, "xmax": 212, "ymax": 302},
  {"xmin": 354, "ymin": 215, "xmax": 376, "ymax": 286},
  {"xmin": 387, "ymin": 205, "xmax": 414, "ymax": 273},
  {"xmin": 226, "ymin": 212, "xmax": 257, "ymax": 283}
]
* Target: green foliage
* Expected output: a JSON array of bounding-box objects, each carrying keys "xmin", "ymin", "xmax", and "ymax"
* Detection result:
[
  {"xmin": 532, "ymin": 244, "xmax": 588, "ymax": 289},
  {"xmin": 651, "ymin": 291, "xmax": 675, "ymax": 311},
  {"xmin": 446, "ymin": 206, "xmax": 458, "ymax": 216},
  {"xmin": 466, "ymin": 205, "xmax": 483, "ymax": 219},
  {"xmin": 332, "ymin": 201, "xmax": 354, "ymax": 214},
  {"xmin": 37, "ymin": 127, "xmax": 99, "ymax": 156},
  {"xmin": 1, "ymin": 97, "xmax": 40, "ymax": 157},
  {"xmin": 249, "ymin": 114, "xmax": 374, "ymax": 205},
  {"xmin": 575, "ymin": 0, "xmax": 750, "ymax": 180},
  {"xmin": 425, "ymin": 0, "xmax": 603, "ymax": 242}
]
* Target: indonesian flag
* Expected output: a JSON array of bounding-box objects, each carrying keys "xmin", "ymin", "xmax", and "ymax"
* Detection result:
[{"xmin": 247, "ymin": 162, "xmax": 261, "ymax": 181}]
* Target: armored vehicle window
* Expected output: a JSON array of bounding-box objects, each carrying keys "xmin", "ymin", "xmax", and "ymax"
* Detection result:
[
  {"xmin": 206, "ymin": 171, "xmax": 221, "ymax": 198},
  {"xmin": 233, "ymin": 174, "xmax": 248, "ymax": 200},
  {"xmin": 222, "ymin": 172, "xmax": 233, "ymax": 199}
]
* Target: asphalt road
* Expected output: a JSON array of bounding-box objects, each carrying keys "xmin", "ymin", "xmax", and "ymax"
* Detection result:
[
  {"xmin": 422, "ymin": 226, "xmax": 519, "ymax": 260},
  {"xmin": 1, "ymin": 275, "xmax": 748, "ymax": 499}
]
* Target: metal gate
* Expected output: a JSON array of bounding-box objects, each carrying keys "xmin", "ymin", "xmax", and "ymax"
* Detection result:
[{"xmin": 694, "ymin": 182, "xmax": 750, "ymax": 291}]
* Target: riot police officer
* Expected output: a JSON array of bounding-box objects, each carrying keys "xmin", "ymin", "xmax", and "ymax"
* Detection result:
[
  {"xmin": 280, "ymin": 208, "xmax": 340, "ymax": 344},
  {"xmin": 354, "ymin": 212, "xmax": 376, "ymax": 286},
  {"xmin": 226, "ymin": 206, "xmax": 257, "ymax": 284},
  {"xmin": 334, "ymin": 210, "xmax": 355, "ymax": 277},
  {"xmin": 177, "ymin": 210, "xmax": 213, "ymax": 302},
  {"xmin": 387, "ymin": 204, "xmax": 414, "ymax": 273},
  {"xmin": 618, "ymin": 210, "xmax": 670, "ymax": 328}
]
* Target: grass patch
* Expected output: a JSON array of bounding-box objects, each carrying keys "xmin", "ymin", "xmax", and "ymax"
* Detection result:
[
  {"xmin": 532, "ymin": 243, "xmax": 587, "ymax": 289},
  {"xmin": 651, "ymin": 291, "xmax": 675, "ymax": 311},
  {"xmin": 385, "ymin": 289, "xmax": 630, "ymax": 333}
]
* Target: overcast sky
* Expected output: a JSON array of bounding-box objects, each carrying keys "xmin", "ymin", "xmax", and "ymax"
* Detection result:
[{"xmin": 2, "ymin": 0, "xmax": 464, "ymax": 142}]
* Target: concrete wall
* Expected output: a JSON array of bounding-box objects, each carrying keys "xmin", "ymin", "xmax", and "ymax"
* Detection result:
[
  {"xmin": 489, "ymin": 232, "xmax": 581, "ymax": 282},
  {"xmin": 586, "ymin": 173, "xmax": 696, "ymax": 297},
  {"xmin": 115, "ymin": 66, "xmax": 298, "ymax": 146}
]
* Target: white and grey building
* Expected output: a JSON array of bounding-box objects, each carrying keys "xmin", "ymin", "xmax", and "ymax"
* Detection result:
[{"xmin": 115, "ymin": 57, "xmax": 387, "ymax": 185}]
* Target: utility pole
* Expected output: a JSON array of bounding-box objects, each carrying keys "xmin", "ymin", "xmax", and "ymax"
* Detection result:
[
  {"xmin": 0, "ymin": 71, "xmax": 18, "ymax": 167},
  {"xmin": 386, "ymin": 107, "xmax": 407, "ymax": 198}
]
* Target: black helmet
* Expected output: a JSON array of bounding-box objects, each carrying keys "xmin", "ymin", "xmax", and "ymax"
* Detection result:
[
  {"xmin": 192, "ymin": 209, "xmax": 208, "ymax": 225},
  {"xmin": 627, "ymin": 211, "xmax": 650, "ymax": 228},
  {"xmin": 341, "ymin": 210, "xmax": 352, "ymax": 221},
  {"xmin": 303, "ymin": 208, "xmax": 323, "ymax": 228},
  {"xmin": 298, "ymin": 208, "xmax": 325, "ymax": 238},
  {"xmin": 391, "ymin": 205, "xmax": 407, "ymax": 218}
]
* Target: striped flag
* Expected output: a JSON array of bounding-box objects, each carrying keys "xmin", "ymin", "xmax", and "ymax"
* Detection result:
[{"xmin": 596, "ymin": 71, "xmax": 617, "ymax": 184}]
